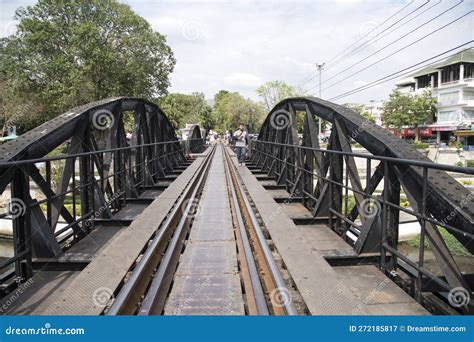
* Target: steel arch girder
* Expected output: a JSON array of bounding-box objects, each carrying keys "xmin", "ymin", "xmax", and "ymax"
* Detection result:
[{"xmin": 257, "ymin": 97, "xmax": 474, "ymax": 254}]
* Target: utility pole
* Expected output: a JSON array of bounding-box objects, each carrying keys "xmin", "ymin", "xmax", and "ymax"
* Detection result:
[{"xmin": 316, "ymin": 62, "xmax": 325, "ymax": 139}]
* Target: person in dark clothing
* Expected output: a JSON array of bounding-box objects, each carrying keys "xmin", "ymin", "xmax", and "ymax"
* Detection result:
[{"xmin": 233, "ymin": 123, "xmax": 248, "ymax": 166}]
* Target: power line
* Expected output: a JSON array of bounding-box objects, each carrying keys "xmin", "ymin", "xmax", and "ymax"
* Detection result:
[
  {"xmin": 326, "ymin": 0, "xmax": 442, "ymax": 73},
  {"xmin": 327, "ymin": 41, "xmax": 473, "ymax": 101},
  {"xmin": 315, "ymin": 1, "xmax": 465, "ymax": 92},
  {"xmin": 330, "ymin": 43, "xmax": 472, "ymax": 101},
  {"xmin": 326, "ymin": 0, "xmax": 416, "ymax": 67},
  {"xmin": 296, "ymin": 0, "xmax": 416, "ymax": 88},
  {"xmin": 324, "ymin": 0, "xmax": 431, "ymax": 72},
  {"xmin": 315, "ymin": 10, "xmax": 472, "ymax": 94}
]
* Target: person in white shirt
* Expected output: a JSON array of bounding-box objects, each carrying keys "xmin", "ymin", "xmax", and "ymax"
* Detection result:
[{"xmin": 233, "ymin": 123, "xmax": 248, "ymax": 166}]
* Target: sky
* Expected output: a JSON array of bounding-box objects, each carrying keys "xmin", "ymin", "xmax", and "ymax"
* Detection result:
[{"xmin": 0, "ymin": 0, "xmax": 472, "ymax": 105}]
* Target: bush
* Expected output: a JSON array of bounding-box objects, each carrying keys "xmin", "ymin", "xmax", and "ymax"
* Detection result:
[
  {"xmin": 467, "ymin": 160, "xmax": 474, "ymax": 168},
  {"xmin": 406, "ymin": 227, "xmax": 471, "ymax": 257},
  {"xmin": 411, "ymin": 142, "xmax": 429, "ymax": 149}
]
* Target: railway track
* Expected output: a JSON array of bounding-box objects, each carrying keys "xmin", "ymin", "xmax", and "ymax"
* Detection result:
[{"xmin": 104, "ymin": 143, "xmax": 304, "ymax": 315}]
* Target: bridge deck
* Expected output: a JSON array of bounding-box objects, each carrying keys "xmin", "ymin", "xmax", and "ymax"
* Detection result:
[
  {"xmin": 233, "ymin": 147, "xmax": 428, "ymax": 315},
  {"xmin": 1, "ymin": 152, "xmax": 209, "ymax": 315},
  {"xmin": 1, "ymin": 145, "xmax": 428, "ymax": 315},
  {"xmin": 164, "ymin": 146, "xmax": 244, "ymax": 315}
]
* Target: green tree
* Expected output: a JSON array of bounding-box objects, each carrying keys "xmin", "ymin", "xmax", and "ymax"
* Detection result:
[
  {"xmin": 212, "ymin": 91, "xmax": 264, "ymax": 133},
  {"xmin": 382, "ymin": 89, "xmax": 436, "ymax": 142},
  {"xmin": 157, "ymin": 92, "xmax": 212, "ymax": 130},
  {"xmin": 256, "ymin": 80, "xmax": 300, "ymax": 112},
  {"xmin": 0, "ymin": 79, "xmax": 43, "ymax": 136},
  {"xmin": 346, "ymin": 103, "xmax": 376, "ymax": 123},
  {"xmin": 213, "ymin": 90, "xmax": 230, "ymax": 105},
  {"xmin": 0, "ymin": 0, "xmax": 175, "ymax": 130}
]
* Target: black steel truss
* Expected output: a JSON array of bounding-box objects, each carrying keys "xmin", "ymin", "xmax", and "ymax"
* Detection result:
[
  {"xmin": 0, "ymin": 97, "xmax": 204, "ymax": 286},
  {"xmin": 251, "ymin": 96, "xmax": 474, "ymax": 313},
  {"xmin": 187, "ymin": 125, "xmax": 206, "ymax": 154}
]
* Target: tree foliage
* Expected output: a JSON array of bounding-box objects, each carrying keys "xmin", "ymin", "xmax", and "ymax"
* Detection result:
[
  {"xmin": 256, "ymin": 80, "xmax": 300, "ymax": 112},
  {"xmin": 0, "ymin": 0, "xmax": 175, "ymax": 133},
  {"xmin": 212, "ymin": 91, "xmax": 264, "ymax": 133},
  {"xmin": 0, "ymin": 79, "xmax": 44, "ymax": 136},
  {"xmin": 382, "ymin": 89, "xmax": 436, "ymax": 141},
  {"xmin": 346, "ymin": 103, "xmax": 376, "ymax": 123},
  {"xmin": 157, "ymin": 92, "xmax": 212, "ymax": 130}
]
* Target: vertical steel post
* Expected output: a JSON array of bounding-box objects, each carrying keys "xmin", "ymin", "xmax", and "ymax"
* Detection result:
[
  {"xmin": 11, "ymin": 168, "xmax": 32, "ymax": 281},
  {"xmin": 417, "ymin": 167, "xmax": 428, "ymax": 302}
]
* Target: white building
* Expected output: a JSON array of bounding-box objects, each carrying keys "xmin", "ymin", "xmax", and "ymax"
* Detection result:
[
  {"xmin": 362, "ymin": 100, "xmax": 384, "ymax": 126},
  {"xmin": 344, "ymin": 101, "xmax": 384, "ymax": 126},
  {"xmin": 396, "ymin": 48, "xmax": 474, "ymax": 147}
]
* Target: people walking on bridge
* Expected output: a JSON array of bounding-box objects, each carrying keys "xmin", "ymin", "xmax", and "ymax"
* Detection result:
[
  {"xmin": 224, "ymin": 130, "xmax": 231, "ymax": 145},
  {"xmin": 233, "ymin": 123, "xmax": 248, "ymax": 166}
]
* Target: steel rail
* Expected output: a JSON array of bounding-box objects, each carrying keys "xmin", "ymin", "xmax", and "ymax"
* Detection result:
[
  {"xmin": 106, "ymin": 145, "xmax": 215, "ymax": 315},
  {"xmin": 222, "ymin": 144, "xmax": 269, "ymax": 315},
  {"xmin": 137, "ymin": 146, "xmax": 216, "ymax": 315},
  {"xmin": 223, "ymin": 146, "xmax": 298, "ymax": 315}
]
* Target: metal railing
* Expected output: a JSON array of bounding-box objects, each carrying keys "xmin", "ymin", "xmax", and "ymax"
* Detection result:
[
  {"xmin": 0, "ymin": 138, "xmax": 205, "ymax": 289},
  {"xmin": 250, "ymin": 139, "xmax": 474, "ymax": 313}
]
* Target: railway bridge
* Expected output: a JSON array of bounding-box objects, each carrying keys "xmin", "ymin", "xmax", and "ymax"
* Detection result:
[{"xmin": 0, "ymin": 97, "xmax": 473, "ymax": 315}]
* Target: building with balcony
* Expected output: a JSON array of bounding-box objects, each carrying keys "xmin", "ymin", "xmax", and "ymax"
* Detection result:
[{"xmin": 395, "ymin": 48, "xmax": 474, "ymax": 148}]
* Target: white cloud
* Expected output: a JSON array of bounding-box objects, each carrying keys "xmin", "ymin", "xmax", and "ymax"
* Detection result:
[
  {"xmin": 2, "ymin": 0, "xmax": 472, "ymax": 106},
  {"xmin": 224, "ymin": 72, "xmax": 262, "ymax": 88}
]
